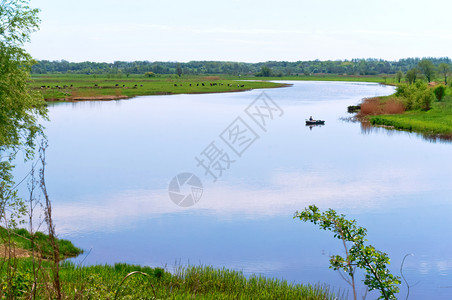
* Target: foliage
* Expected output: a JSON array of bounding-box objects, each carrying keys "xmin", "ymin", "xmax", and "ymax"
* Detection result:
[
  {"xmin": 175, "ymin": 63, "xmax": 182, "ymax": 77},
  {"xmin": 438, "ymin": 63, "xmax": 450, "ymax": 84},
  {"xmin": 0, "ymin": 268, "xmax": 33, "ymax": 298},
  {"xmin": 417, "ymin": 59, "xmax": 436, "ymax": 82},
  {"xmin": 395, "ymin": 70, "xmax": 403, "ymax": 83},
  {"xmin": 30, "ymin": 57, "xmax": 452, "ymax": 77},
  {"xmin": 405, "ymin": 68, "xmax": 420, "ymax": 84},
  {"xmin": 144, "ymin": 71, "xmax": 155, "ymax": 77},
  {"xmin": 294, "ymin": 205, "xmax": 400, "ymax": 300},
  {"xmin": 1, "ymin": 0, "xmax": 47, "ymax": 227},
  {"xmin": 395, "ymin": 82, "xmax": 434, "ymax": 111},
  {"xmin": 434, "ymin": 84, "xmax": 446, "ymax": 101},
  {"xmin": 255, "ymin": 65, "xmax": 272, "ymax": 77}
]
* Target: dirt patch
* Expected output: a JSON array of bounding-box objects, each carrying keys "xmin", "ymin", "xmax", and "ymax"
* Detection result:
[
  {"xmin": 202, "ymin": 76, "xmax": 221, "ymax": 80},
  {"xmin": 45, "ymin": 95, "xmax": 130, "ymax": 102},
  {"xmin": 0, "ymin": 244, "xmax": 33, "ymax": 258}
]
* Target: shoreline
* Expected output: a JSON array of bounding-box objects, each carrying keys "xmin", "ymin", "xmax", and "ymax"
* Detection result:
[{"xmin": 44, "ymin": 83, "xmax": 292, "ymax": 102}]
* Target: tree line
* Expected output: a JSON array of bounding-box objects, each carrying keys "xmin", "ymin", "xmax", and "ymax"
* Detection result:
[{"xmin": 31, "ymin": 57, "xmax": 452, "ymax": 77}]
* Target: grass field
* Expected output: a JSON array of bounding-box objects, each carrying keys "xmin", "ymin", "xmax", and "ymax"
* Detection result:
[{"xmin": 29, "ymin": 74, "xmax": 288, "ymax": 101}]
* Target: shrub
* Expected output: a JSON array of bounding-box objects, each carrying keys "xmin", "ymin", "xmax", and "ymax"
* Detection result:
[{"xmin": 434, "ymin": 85, "xmax": 446, "ymax": 101}]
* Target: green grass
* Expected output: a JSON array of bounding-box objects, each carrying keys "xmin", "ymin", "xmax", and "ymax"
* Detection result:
[
  {"xmin": 29, "ymin": 74, "xmax": 287, "ymax": 101},
  {"xmin": 1, "ymin": 259, "xmax": 342, "ymax": 299},
  {"xmin": 369, "ymin": 93, "xmax": 452, "ymax": 138},
  {"xmin": 0, "ymin": 227, "xmax": 83, "ymax": 259}
]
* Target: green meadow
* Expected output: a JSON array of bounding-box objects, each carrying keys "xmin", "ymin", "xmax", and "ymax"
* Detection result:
[{"xmin": 29, "ymin": 74, "xmax": 287, "ymax": 101}]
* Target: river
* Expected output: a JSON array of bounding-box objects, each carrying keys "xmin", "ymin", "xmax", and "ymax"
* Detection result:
[{"xmin": 18, "ymin": 81, "xmax": 452, "ymax": 299}]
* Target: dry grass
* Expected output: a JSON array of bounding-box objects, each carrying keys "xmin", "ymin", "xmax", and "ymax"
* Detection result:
[
  {"xmin": 358, "ymin": 97, "xmax": 405, "ymax": 117},
  {"xmin": 202, "ymin": 76, "xmax": 221, "ymax": 80}
]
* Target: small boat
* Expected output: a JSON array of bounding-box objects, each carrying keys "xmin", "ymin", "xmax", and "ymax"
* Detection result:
[{"xmin": 306, "ymin": 119, "xmax": 325, "ymax": 125}]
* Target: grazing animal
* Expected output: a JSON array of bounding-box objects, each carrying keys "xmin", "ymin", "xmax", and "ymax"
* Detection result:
[
  {"xmin": 47, "ymin": 86, "xmax": 50, "ymax": 88},
  {"xmin": 140, "ymin": 85, "xmax": 143, "ymax": 87},
  {"xmin": 123, "ymin": 85, "xmax": 125, "ymax": 87},
  {"xmin": 115, "ymin": 84, "xmax": 119, "ymax": 87},
  {"xmin": 41, "ymin": 85, "xmax": 46, "ymax": 88},
  {"xmin": 70, "ymin": 84, "xmax": 73, "ymax": 87},
  {"xmin": 189, "ymin": 84, "xmax": 192, "ymax": 87},
  {"xmin": 134, "ymin": 84, "xmax": 138, "ymax": 87},
  {"xmin": 174, "ymin": 84, "xmax": 177, "ymax": 87},
  {"xmin": 94, "ymin": 84, "xmax": 98, "ymax": 87},
  {"xmin": 202, "ymin": 83, "xmax": 205, "ymax": 86},
  {"xmin": 197, "ymin": 83, "xmax": 199, "ymax": 86},
  {"xmin": 241, "ymin": 84, "xmax": 244, "ymax": 87}
]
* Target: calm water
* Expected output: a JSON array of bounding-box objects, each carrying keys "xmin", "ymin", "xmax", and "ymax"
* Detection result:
[{"xmin": 17, "ymin": 81, "xmax": 452, "ymax": 299}]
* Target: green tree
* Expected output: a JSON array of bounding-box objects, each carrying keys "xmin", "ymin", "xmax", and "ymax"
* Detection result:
[
  {"xmin": 405, "ymin": 68, "xmax": 419, "ymax": 84},
  {"xmin": 438, "ymin": 63, "xmax": 450, "ymax": 85},
  {"xmin": 255, "ymin": 65, "xmax": 272, "ymax": 77},
  {"xmin": 295, "ymin": 205, "xmax": 401, "ymax": 300},
  {"xmin": 417, "ymin": 59, "xmax": 435, "ymax": 82},
  {"xmin": 395, "ymin": 70, "xmax": 403, "ymax": 83},
  {"xmin": 176, "ymin": 63, "xmax": 182, "ymax": 77},
  {"xmin": 1, "ymin": 0, "xmax": 47, "ymax": 224}
]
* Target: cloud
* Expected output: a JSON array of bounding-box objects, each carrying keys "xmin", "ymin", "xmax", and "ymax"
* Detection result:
[{"xmin": 53, "ymin": 166, "xmax": 430, "ymax": 234}]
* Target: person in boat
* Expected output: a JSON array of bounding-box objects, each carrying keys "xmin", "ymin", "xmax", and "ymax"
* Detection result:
[{"xmin": 309, "ymin": 116, "xmax": 313, "ymax": 121}]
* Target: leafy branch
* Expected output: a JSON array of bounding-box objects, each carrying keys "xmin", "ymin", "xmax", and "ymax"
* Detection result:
[{"xmin": 294, "ymin": 205, "xmax": 401, "ymax": 300}]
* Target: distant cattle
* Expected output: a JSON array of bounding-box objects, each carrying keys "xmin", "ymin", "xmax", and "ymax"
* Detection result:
[
  {"xmin": 202, "ymin": 83, "xmax": 205, "ymax": 86},
  {"xmin": 115, "ymin": 84, "xmax": 119, "ymax": 87}
]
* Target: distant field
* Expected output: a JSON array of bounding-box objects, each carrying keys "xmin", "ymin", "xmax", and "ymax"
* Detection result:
[
  {"xmin": 29, "ymin": 74, "xmax": 287, "ymax": 101},
  {"xmin": 239, "ymin": 74, "xmax": 395, "ymax": 83}
]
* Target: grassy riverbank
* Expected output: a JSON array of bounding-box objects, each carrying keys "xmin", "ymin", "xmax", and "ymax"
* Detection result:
[
  {"xmin": 1, "ymin": 229, "xmax": 340, "ymax": 299},
  {"xmin": 8, "ymin": 260, "xmax": 341, "ymax": 299},
  {"xmin": 29, "ymin": 74, "xmax": 288, "ymax": 101},
  {"xmin": 358, "ymin": 83, "xmax": 452, "ymax": 139},
  {"xmin": 0, "ymin": 227, "xmax": 82, "ymax": 259},
  {"xmin": 370, "ymin": 101, "xmax": 452, "ymax": 138}
]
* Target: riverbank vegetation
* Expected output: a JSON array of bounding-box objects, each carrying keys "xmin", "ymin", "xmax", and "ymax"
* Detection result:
[
  {"xmin": 354, "ymin": 59, "xmax": 452, "ymax": 139},
  {"xmin": 1, "ymin": 258, "xmax": 341, "ymax": 299}
]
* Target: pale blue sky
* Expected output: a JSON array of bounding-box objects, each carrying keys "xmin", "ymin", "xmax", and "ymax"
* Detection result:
[{"xmin": 26, "ymin": 0, "xmax": 452, "ymax": 62}]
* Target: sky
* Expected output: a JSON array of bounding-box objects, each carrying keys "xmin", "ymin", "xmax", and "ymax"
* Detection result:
[{"xmin": 25, "ymin": 0, "xmax": 452, "ymax": 63}]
